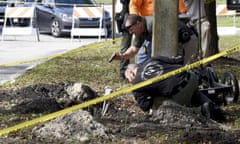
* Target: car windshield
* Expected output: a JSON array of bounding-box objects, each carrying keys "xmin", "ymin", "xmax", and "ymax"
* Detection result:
[{"xmin": 55, "ymin": 0, "xmax": 96, "ymax": 7}]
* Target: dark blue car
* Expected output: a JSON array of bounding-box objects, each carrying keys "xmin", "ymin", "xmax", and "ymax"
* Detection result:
[{"xmin": 25, "ymin": 0, "xmax": 112, "ymax": 37}]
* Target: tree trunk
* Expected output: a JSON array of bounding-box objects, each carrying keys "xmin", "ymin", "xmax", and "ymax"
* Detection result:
[
  {"xmin": 152, "ymin": 0, "xmax": 178, "ymax": 57},
  {"xmin": 204, "ymin": 0, "xmax": 219, "ymax": 56}
]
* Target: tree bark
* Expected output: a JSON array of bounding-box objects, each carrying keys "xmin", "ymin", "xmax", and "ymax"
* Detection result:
[
  {"xmin": 152, "ymin": 0, "xmax": 178, "ymax": 57},
  {"xmin": 204, "ymin": 0, "xmax": 219, "ymax": 56}
]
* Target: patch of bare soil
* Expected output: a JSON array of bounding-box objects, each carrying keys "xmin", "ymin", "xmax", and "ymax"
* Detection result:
[
  {"xmin": 0, "ymin": 57, "xmax": 239, "ymax": 143},
  {"xmin": 0, "ymin": 83, "xmax": 239, "ymax": 144}
]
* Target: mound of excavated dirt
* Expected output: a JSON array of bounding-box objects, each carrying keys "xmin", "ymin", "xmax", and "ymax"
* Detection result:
[
  {"xmin": 0, "ymin": 82, "xmax": 240, "ymax": 143},
  {"xmin": 32, "ymin": 109, "xmax": 110, "ymax": 142},
  {"xmin": 0, "ymin": 82, "xmax": 100, "ymax": 114},
  {"xmin": 151, "ymin": 101, "xmax": 225, "ymax": 129}
]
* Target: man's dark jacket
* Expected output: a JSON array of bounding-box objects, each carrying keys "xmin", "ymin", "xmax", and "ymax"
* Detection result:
[{"xmin": 132, "ymin": 56, "xmax": 188, "ymax": 111}]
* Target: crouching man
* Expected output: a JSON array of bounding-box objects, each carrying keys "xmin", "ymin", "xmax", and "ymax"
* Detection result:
[{"xmin": 124, "ymin": 56, "xmax": 226, "ymax": 122}]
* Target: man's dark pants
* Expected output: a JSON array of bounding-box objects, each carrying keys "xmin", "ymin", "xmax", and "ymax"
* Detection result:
[{"xmin": 119, "ymin": 20, "xmax": 132, "ymax": 80}]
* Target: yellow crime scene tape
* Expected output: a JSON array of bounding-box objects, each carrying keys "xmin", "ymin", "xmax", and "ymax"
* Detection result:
[{"xmin": 0, "ymin": 45, "xmax": 239, "ymax": 136}]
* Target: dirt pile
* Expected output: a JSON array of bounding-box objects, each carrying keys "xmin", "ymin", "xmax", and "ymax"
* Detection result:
[
  {"xmin": 0, "ymin": 82, "xmax": 100, "ymax": 114},
  {"xmin": 32, "ymin": 109, "xmax": 110, "ymax": 142},
  {"xmin": 151, "ymin": 101, "xmax": 225, "ymax": 129}
]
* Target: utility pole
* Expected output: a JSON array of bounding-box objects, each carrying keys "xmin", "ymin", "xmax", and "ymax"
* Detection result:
[{"xmin": 152, "ymin": 0, "xmax": 178, "ymax": 57}]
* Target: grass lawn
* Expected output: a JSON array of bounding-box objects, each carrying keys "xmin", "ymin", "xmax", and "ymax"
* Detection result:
[{"xmin": 217, "ymin": 16, "xmax": 240, "ymax": 27}]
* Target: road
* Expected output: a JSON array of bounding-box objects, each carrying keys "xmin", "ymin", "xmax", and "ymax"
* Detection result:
[{"xmin": 0, "ymin": 27, "xmax": 101, "ymax": 84}]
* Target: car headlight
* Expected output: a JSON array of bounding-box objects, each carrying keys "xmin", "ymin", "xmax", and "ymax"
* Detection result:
[{"xmin": 58, "ymin": 13, "xmax": 72, "ymax": 21}]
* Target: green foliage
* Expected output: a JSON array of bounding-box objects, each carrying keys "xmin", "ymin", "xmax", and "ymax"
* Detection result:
[
  {"xmin": 95, "ymin": 0, "xmax": 112, "ymax": 4},
  {"xmin": 216, "ymin": 0, "xmax": 226, "ymax": 4},
  {"xmin": 217, "ymin": 16, "xmax": 240, "ymax": 27}
]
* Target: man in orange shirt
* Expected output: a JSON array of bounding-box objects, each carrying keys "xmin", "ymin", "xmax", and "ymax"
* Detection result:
[
  {"xmin": 129, "ymin": 0, "xmax": 153, "ymax": 16},
  {"xmin": 130, "ymin": 0, "xmax": 187, "ymax": 15},
  {"xmin": 179, "ymin": 0, "xmax": 187, "ymax": 14}
]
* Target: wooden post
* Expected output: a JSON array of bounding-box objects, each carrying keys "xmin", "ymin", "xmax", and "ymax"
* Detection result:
[{"xmin": 152, "ymin": 0, "xmax": 178, "ymax": 57}]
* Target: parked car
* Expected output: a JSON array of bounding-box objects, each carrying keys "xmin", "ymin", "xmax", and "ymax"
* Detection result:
[
  {"xmin": 24, "ymin": 0, "xmax": 112, "ymax": 37},
  {"xmin": 227, "ymin": 0, "xmax": 240, "ymax": 11}
]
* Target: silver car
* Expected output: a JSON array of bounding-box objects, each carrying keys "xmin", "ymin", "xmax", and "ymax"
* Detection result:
[{"xmin": 25, "ymin": 0, "xmax": 112, "ymax": 37}]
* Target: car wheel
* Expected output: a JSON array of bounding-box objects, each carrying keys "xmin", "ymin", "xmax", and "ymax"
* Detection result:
[{"xmin": 51, "ymin": 19, "xmax": 62, "ymax": 37}]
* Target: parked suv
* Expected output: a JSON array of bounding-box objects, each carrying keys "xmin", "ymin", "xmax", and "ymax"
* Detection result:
[{"xmin": 24, "ymin": 0, "xmax": 112, "ymax": 37}]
